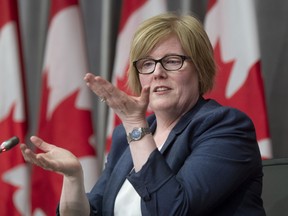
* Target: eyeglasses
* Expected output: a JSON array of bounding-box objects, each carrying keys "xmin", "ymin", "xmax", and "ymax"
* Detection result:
[{"xmin": 133, "ymin": 54, "xmax": 191, "ymax": 74}]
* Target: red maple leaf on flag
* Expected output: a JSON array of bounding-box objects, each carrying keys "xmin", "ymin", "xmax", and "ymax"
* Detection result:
[
  {"xmin": 37, "ymin": 72, "xmax": 95, "ymax": 157},
  {"xmin": 118, "ymin": 0, "xmax": 147, "ymax": 32},
  {"xmin": 0, "ymin": 105, "xmax": 26, "ymax": 216},
  {"xmin": 205, "ymin": 40, "xmax": 270, "ymax": 141},
  {"xmin": 32, "ymin": 72, "xmax": 96, "ymax": 215}
]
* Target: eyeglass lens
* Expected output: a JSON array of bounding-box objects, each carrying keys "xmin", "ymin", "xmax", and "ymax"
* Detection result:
[{"xmin": 135, "ymin": 55, "xmax": 187, "ymax": 74}]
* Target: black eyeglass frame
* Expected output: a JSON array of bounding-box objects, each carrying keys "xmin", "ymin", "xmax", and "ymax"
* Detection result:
[{"xmin": 133, "ymin": 54, "xmax": 191, "ymax": 74}]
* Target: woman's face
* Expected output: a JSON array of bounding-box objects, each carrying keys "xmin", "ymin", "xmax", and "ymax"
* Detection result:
[{"xmin": 139, "ymin": 35, "xmax": 200, "ymax": 115}]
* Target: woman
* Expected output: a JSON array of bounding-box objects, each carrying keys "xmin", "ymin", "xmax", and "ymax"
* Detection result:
[{"xmin": 21, "ymin": 13, "xmax": 265, "ymax": 215}]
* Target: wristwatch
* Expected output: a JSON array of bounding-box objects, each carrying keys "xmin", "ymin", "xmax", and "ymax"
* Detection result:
[{"xmin": 127, "ymin": 127, "xmax": 151, "ymax": 143}]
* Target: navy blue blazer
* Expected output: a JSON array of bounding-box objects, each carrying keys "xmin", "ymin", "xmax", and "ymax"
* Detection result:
[{"xmin": 87, "ymin": 97, "xmax": 266, "ymax": 216}]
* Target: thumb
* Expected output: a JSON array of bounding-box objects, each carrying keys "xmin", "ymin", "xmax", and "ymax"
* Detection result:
[
  {"xmin": 140, "ymin": 86, "xmax": 150, "ymax": 104},
  {"xmin": 30, "ymin": 136, "xmax": 55, "ymax": 152}
]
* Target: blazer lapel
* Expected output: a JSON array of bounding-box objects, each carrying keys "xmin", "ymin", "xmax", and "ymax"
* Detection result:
[{"xmin": 102, "ymin": 147, "xmax": 133, "ymax": 215}]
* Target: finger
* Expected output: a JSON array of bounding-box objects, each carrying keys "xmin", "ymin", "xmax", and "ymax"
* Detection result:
[
  {"xmin": 84, "ymin": 73, "xmax": 100, "ymax": 93},
  {"xmin": 86, "ymin": 76, "xmax": 120, "ymax": 104},
  {"xmin": 19, "ymin": 143, "xmax": 31, "ymax": 159},
  {"xmin": 36, "ymin": 154, "xmax": 55, "ymax": 171},
  {"xmin": 20, "ymin": 144, "xmax": 32, "ymax": 162},
  {"xmin": 93, "ymin": 77, "xmax": 115, "ymax": 102},
  {"xmin": 19, "ymin": 143, "xmax": 28, "ymax": 152},
  {"xmin": 83, "ymin": 73, "xmax": 95, "ymax": 83},
  {"xmin": 85, "ymin": 75, "xmax": 137, "ymax": 114},
  {"xmin": 36, "ymin": 152, "xmax": 67, "ymax": 174},
  {"xmin": 30, "ymin": 136, "xmax": 55, "ymax": 152},
  {"xmin": 84, "ymin": 75, "xmax": 107, "ymax": 96},
  {"xmin": 20, "ymin": 142, "xmax": 53, "ymax": 170},
  {"xmin": 20, "ymin": 145, "xmax": 37, "ymax": 163}
]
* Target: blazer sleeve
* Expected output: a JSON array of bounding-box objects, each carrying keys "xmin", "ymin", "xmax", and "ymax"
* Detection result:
[{"xmin": 127, "ymin": 106, "xmax": 263, "ymax": 215}]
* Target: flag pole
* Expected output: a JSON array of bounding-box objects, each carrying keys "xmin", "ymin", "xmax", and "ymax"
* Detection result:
[
  {"xmin": 181, "ymin": 0, "xmax": 192, "ymax": 15},
  {"xmin": 99, "ymin": 0, "xmax": 112, "ymax": 169}
]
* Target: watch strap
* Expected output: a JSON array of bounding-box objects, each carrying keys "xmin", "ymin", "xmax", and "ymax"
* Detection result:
[{"xmin": 127, "ymin": 127, "xmax": 151, "ymax": 143}]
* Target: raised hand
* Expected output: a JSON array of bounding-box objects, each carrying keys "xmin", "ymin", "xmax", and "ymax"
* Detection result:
[
  {"xmin": 20, "ymin": 136, "xmax": 82, "ymax": 177},
  {"xmin": 84, "ymin": 73, "xmax": 150, "ymax": 126}
]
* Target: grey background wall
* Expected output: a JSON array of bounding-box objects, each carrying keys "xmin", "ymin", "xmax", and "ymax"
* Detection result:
[{"xmin": 17, "ymin": 0, "xmax": 288, "ymax": 167}]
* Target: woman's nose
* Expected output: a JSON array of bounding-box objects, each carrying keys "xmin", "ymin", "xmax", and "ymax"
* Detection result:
[{"xmin": 153, "ymin": 62, "xmax": 167, "ymax": 78}]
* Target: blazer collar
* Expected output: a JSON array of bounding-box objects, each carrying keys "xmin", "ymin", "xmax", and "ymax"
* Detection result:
[{"xmin": 148, "ymin": 96, "xmax": 206, "ymax": 153}]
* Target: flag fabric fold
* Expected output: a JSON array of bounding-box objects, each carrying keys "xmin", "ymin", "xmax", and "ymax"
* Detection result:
[
  {"xmin": 0, "ymin": 0, "xmax": 30, "ymax": 215},
  {"xmin": 32, "ymin": 0, "xmax": 98, "ymax": 215},
  {"xmin": 204, "ymin": 0, "xmax": 272, "ymax": 159},
  {"xmin": 106, "ymin": 0, "xmax": 167, "ymax": 152}
]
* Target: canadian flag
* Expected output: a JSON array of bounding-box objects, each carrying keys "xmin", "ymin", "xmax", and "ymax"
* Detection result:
[
  {"xmin": 0, "ymin": 0, "xmax": 30, "ymax": 215},
  {"xmin": 106, "ymin": 0, "xmax": 167, "ymax": 152},
  {"xmin": 204, "ymin": 0, "xmax": 272, "ymax": 159},
  {"xmin": 32, "ymin": 0, "xmax": 98, "ymax": 215}
]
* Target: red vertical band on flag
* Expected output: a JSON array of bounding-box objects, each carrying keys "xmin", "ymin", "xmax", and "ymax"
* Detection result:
[
  {"xmin": 0, "ymin": 0, "xmax": 17, "ymax": 28},
  {"xmin": 118, "ymin": 0, "xmax": 147, "ymax": 32},
  {"xmin": 206, "ymin": 0, "xmax": 217, "ymax": 12},
  {"xmin": 204, "ymin": 0, "xmax": 272, "ymax": 159},
  {"xmin": 0, "ymin": 0, "xmax": 29, "ymax": 215}
]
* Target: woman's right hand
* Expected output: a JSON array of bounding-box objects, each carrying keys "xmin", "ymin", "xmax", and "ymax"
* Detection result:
[
  {"xmin": 20, "ymin": 136, "xmax": 82, "ymax": 177},
  {"xmin": 84, "ymin": 73, "xmax": 150, "ymax": 128}
]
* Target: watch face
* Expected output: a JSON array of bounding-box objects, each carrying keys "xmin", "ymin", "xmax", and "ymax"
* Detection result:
[{"xmin": 131, "ymin": 128, "xmax": 141, "ymax": 140}]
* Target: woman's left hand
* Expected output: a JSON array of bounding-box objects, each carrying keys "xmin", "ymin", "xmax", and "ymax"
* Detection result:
[{"xmin": 20, "ymin": 136, "xmax": 82, "ymax": 177}]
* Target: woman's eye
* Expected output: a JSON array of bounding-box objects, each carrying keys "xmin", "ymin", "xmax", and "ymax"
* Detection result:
[
  {"xmin": 142, "ymin": 61, "xmax": 154, "ymax": 68},
  {"xmin": 166, "ymin": 58, "xmax": 181, "ymax": 65}
]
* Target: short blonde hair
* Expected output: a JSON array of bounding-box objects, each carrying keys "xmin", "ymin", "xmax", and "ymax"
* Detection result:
[{"xmin": 128, "ymin": 12, "xmax": 216, "ymax": 96}]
